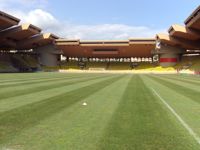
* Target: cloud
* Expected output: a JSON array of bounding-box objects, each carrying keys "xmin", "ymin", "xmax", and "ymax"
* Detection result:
[
  {"xmin": 0, "ymin": 0, "xmax": 166, "ymax": 40},
  {"xmin": 16, "ymin": 9, "xmax": 165, "ymax": 40},
  {"xmin": 22, "ymin": 9, "xmax": 60, "ymax": 30},
  {"xmin": 60, "ymin": 24, "xmax": 165, "ymax": 40}
]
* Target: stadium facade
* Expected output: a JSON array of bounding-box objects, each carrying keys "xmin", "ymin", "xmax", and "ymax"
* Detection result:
[{"xmin": 0, "ymin": 6, "xmax": 200, "ymax": 72}]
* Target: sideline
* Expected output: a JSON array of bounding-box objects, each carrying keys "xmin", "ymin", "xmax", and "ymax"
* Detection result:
[{"xmin": 151, "ymin": 88, "xmax": 200, "ymax": 145}]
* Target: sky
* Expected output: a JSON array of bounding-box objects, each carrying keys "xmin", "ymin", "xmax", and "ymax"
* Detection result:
[{"xmin": 0, "ymin": 0, "xmax": 199, "ymax": 40}]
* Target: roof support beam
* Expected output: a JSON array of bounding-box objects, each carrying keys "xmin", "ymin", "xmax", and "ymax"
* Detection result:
[
  {"xmin": 185, "ymin": 6, "xmax": 200, "ymax": 31},
  {"xmin": 0, "ymin": 11, "xmax": 20, "ymax": 30},
  {"xmin": 168, "ymin": 24, "xmax": 200, "ymax": 40},
  {"xmin": 17, "ymin": 33, "xmax": 59, "ymax": 50},
  {"xmin": 0, "ymin": 24, "xmax": 41, "ymax": 38},
  {"xmin": 0, "ymin": 38, "xmax": 16, "ymax": 48},
  {"xmin": 156, "ymin": 33, "xmax": 200, "ymax": 50}
]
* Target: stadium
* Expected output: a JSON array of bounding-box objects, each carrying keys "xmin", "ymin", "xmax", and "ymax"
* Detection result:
[{"xmin": 0, "ymin": 2, "xmax": 200, "ymax": 150}]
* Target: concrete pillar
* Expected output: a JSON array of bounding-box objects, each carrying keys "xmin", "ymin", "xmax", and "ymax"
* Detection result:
[
  {"xmin": 33, "ymin": 44, "xmax": 62, "ymax": 67},
  {"xmin": 154, "ymin": 43, "xmax": 185, "ymax": 67},
  {"xmin": 159, "ymin": 53, "xmax": 179, "ymax": 67}
]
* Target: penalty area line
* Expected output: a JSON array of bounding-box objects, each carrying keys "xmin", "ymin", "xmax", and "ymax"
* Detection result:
[{"xmin": 151, "ymin": 88, "xmax": 200, "ymax": 145}]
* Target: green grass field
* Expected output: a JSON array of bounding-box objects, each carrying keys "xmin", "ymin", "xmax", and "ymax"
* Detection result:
[{"xmin": 0, "ymin": 72, "xmax": 200, "ymax": 150}]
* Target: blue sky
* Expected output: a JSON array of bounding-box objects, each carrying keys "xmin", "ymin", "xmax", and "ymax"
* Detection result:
[
  {"xmin": 49, "ymin": 0, "xmax": 199, "ymax": 27},
  {"xmin": 0, "ymin": 0, "xmax": 199, "ymax": 39}
]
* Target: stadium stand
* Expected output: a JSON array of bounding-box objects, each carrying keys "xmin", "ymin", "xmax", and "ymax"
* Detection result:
[
  {"xmin": 109, "ymin": 62, "xmax": 132, "ymax": 70},
  {"xmin": 176, "ymin": 55, "xmax": 200, "ymax": 70},
  {"xmin": 0, "ymin": 11, "xmax": 60, "ymax": 72},
  {"xmin": 11, "ymin": 54, "xmax": 37, "ymax": 72},
  {"xmin": 86, "ymin": 62, "xmax": 108, "ymax": 70},
  {"xmin": 0, "ymin": 6, "xmax": 200, "ymax": 73},
  {"xmin": 23, "ymin": 55, "xmax": 40, "ymax": 71},
  {"xmin": 0, "ymin": 55, "xmax": 17, "ymax": 72},
  {"xmin": 132, "ymin": 62, "xmax": 175, "ymax": 71},
  {"xmin": 60, "ymin": 61, "xmax": 80, "ymax": 70}
]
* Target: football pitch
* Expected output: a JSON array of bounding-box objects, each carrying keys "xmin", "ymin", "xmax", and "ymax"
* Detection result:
[{"xmin": 0, "ymin": 72, "xmax": 200, "ymax": 150}]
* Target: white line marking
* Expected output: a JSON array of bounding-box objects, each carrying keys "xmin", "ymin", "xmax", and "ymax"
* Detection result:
[{"xmin": 151, "ymin": 88, "xmax": 200, "ymax": 145}]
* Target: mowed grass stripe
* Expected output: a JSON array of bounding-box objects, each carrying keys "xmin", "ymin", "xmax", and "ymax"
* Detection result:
[
  {"xmin": 169, "ymin": 74, "xmax": 200, "ymax": 82},
  {"xmin": 98, "ymin": 75, "xmax": 198, "ymax": 150},
  {"xmin": 0, "ymin": 72, "xmax": 75, "ymax": 81},
  {"xmin": 142, "ymin": 75, "xmax": 200, "ymax": 143},
  {"xmin": 0, "ymin": 73, "xmax": 70, "ymax": 83},
  {"xmin": 0, "ymin": 75, "xmax": 69, "ymax": 84},
  {"xmin": 0, "ymin": 74, "xmax": 108, "ymax": 100},
  {"xmin": 0, "ymin": 75, "xmax": 123, "ymax": 144},
  {"xmin": 0, "ymin": 73, "xmax": 108, "ymax": 94},
  {"xmin": 151, "ymin": 88, "xmax": 200, "ymax": 145},
  {"xmin": 6, "ymin": 75, "xmax": 132, "ymax": 150},
  {"xmin": 157, "ymin": 75, "xmax": 200, "ymax": 86},
  {"xmin": 0, "ymin": 76, "xmax": 74, "ymax": 86},
  {"xmin": 0, "ymin": 72, "xmax": 104, "ymax": 83},
  {"xmin": 152, "ymin": 75, "xmax": 200, "ymax": 92},
  {"xmin": 0, "ymin": 73, "xmax": 109, "ymax": 86},
  {"xmin": 0, "ymin": 74, "xmax": 117, "ymax": 112},
  {"xmin": 148, "ymin": 75, "xmax": 200, "ymax": 104},
  {"xmin": 0, "ymin": 74, "xmax": 87, "ymax": 88},
  {"xmin": 176, "ymin": 74, "xmax": 200, "ymax": 81}
]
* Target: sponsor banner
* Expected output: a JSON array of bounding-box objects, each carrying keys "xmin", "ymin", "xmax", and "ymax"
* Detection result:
[{"xmin": 160, "ymin": 58, "xmax": 177, "ymax": 62}]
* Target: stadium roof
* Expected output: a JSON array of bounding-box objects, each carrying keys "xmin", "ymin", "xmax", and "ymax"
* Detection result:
[
  {"xmin": 0, "ymin": 24, "xmax": 42, "ymax": 49},
  {"xmin": 0, "ymin": 11, "xmax": 20, "ymax": 30},
  {"xmin": 0, "ymin": 11, "xmax": 58, "ymax": 50},
  {"xmin": 53, "ymin": 5, "xmax": 200, "ymax": 57},
  {"xmin": 156, "ymin": 33, "xmax": 200, "ymax": 50},
  {"xmin": 0, "ymin": 24, "xmax": 41, "ymax": 40},
  {"xmin": 185, "ymin": 5, "xmax": 200, "ymax": 30},
  {"xmin": 0, "ymin": 5, "xmax": 200, "ymax": 55},
  {"xmin": 157, "ymin": 5, "xmax": 200, "ymax": 50},
  {"xmin": 17, "ymin": 33, "xmax": 59, "ymax": 50},
  {"xmin": 55, "ymin": 39, "xmax": 156, "ymax": 58},
  {"xmin": 168, "ymin": 24, "xmax": 200, "ymax": 41}
]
